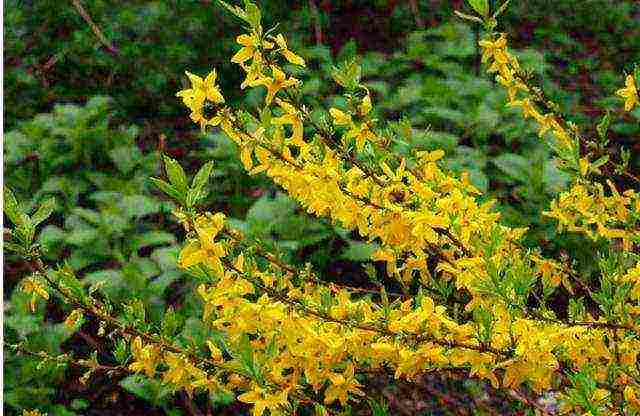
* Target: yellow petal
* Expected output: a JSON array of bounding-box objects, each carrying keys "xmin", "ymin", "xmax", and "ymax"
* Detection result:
[
  {"xmin": 329, "ymin": 108, "xmax": 352, "ymax": 126},
  {"xmin": 283, "ymin": 50, "xmax": 305, "ymax": 67},
  {"xmin": 231, "ymin": 47, "xmax": 254, "ymax": 64},
  {"xmin": 185, "ymin": 71, "xmax": 203, "ymax": 88},
  {"xmin": 236, "ymin": 34, "xmax": 254, "ymax": 47}
]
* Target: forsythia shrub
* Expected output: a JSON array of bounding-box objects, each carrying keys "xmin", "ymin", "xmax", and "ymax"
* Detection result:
[{"xmin": 6, "ymin": 1, "xmax": 640, "ymax": 415}]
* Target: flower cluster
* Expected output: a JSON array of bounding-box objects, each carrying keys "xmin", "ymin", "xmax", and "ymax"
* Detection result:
[
  {"xmin": 166, "ymin": 6, "xmax": 640, "ymax": 412},
  {"xmin": 11, "ymin": 2, "xmax": 639, "ymax": 416}
]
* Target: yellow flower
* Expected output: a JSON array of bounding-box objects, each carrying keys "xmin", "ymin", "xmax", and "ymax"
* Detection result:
[
  {"xmin": 231, "ymin": 34, "xmax": 273, "ymax": 64},
  {"xmin": 272, "ymin": 98, "xmax": 304, "ymax": 147},
  {"xmin": 179, "ymin": 213, "xmax": 227, "ymax": 275},
  {"xmin": 323, "ymin": 363, "xmax": 364, "ymax": 406},
  {"xmin": 275, "ymin": 34, "xmax": 305, "ymax": 67},
  {"xmin": 176, "ymin": 69, "xmax": 224, "ymax": 106},
  {"xmin": 358, "ymin": 94, "xmax": 372, "ymax": 116},
  {"xmin": 416, "ymin": 149, "xmax": 445, "ymax": 163},
  {"xmin": 21, "ymin": 277, "xmax": 49, "ymax": 313},
  {"xmin": 616, "ymin": 74, "xmax": 638, "ymax": 112},
  {"xmin": 176, "ymin": 69, "xmax": 225, "ymax": 130},
  {"xmin": 128, "ymin": 336, "xmax": 161, "ymax": 377},
  {"xmin": 478, "ymin": 34, "xmax": 508, "ymax": 65},
  {"xmin": 249, "ymin": 66, "xmax": 300, "ymax": 106},
  {"xmin": 206, "ymin": 340, "xmax": 223, "ymax": 362},
  {"xmin": 238, "ymin": 386, "xmax": 289, "ymax": 416},
  {"xmin": 329, "ymin": 108, "xmax": 352, "ymax": 126},
  {"xmin": 345, "ymin": 122, "xmax": 376, "ymax": 152}
]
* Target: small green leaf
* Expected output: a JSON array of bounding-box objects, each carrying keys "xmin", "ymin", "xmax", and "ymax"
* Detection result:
[
  {"xmin": 109, "ymin": 145, "xmax": 142, "ymax": 175},
  {"xmin": 4, "ymin": 186, "xmax": 35, "ymax": 245},
  {"xmin": 217, "ymin": 0, "xmax": 249, "ymax": 23},
  {"xmin": 162, "ymin": 155, "xmax": 188, "ymax": 196},
  {"xmin": 243, "ymin": 0, "xmax": 262, "ymax": 29},
  {"xmin": 467, "ymin": 0, "xmax": 489, "ymax": 16},
  {"xmin": 161, "ymin": 307, "xmax": 180, "ymax": 337},
  {"xmin": 71, "ymin": 399, "xmax": 89, "ymax": 411},
  {"xmin": 31, "ymin": 197, "xmax": 57, "ymax": 226},
  {"xmin": 130, "ymin": 231, "xmax": 175, "ymax": 251},
  {"xmin": 596, "ymin": 111, "xmax": 611, "ymax": 141},
  {"xmin": 187, "ymin": 161, "xmax": 214, "ymax": 207},
  {"xmin": 331, "ymin": 59, "xmax": 362, "ymax": 91},
  {"xmin": 150, "ymin": 178, "xmax": 184, "ymax": 204},
  {"xmin": 4, "ymin": 186, "xmax": 23, "ymax": 227},
  {"xmin": 114, "ymin": 339, "xmax": 129, "ymax": 365}
]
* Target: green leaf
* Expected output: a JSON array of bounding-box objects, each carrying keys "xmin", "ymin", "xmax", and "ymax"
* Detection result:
[
  {"xmin": 217, "ymin": 0, "xmax": 248, "ymax": 23},
  {"xmin": 150, "ymin": 178, "xmax": 183, "ymax": 204},
  {"xmin": 119, "ymin": 374, "xmax": 172, "ymax": 406},
  {"xmin": 4, "ymin": 186, "xmax": 36, "ymax": 245},
  {"xmin": 162, "ymin": 155, "xmax": 188, "ymax": 196},
  {"xmin": 331, "ymin": 59, "xmax": 362, "ymax": 91},
  {"xmin": 118, "ymin": 195, "xmax": 161, "ymax": 219},
  {"xmin": 596, "ymin": 111, "xmax": 611, "ymax": 141},
  {"xmin": 161, "ymin": 307, "xmax": 180, "ymax": 337},
  {"xmin": 542, "ymin": 160, "xmax": 570, "ymax": 193},
  {"xmin": 71, "ymin": 398, "xmax": 90, "ymax": 410},
  {"xmin": 65, "ymin": 227, "xmax": 100, "ymax": 246},
  {"xmin": 467, "ymin": 0, "xmax": 489, "ymax": 16},
  {"xmin": 109, "ymin": 145, "xmax": 142, "ymax": 175},
  {"xmin": 130, "ymin": 231, "xmax": 176, "ymax": 251},
  {"xmin": 492, "ymin": 153, "xmax": 530, "ymax": 182},
  {"xmin": 4, "ymin": 186, "xmax": 24, "ymax": 228},
  {"xmin": 114, "ymin": 339, "xmax": 129, "ymax": 365},
  {"xmin": 187, "ymin": 161, "xmax": 214, "ymax": 207},
  {"xmin": 243, "ymin": 0, "xmax": 261, "ymax": 29},
  {"xmin": 31, "ymin": 197, "xmax": 57, "ymax": 226}
]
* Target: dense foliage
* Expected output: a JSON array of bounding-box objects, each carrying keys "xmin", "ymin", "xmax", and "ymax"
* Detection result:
[{"xmin": 4, "ymin": 1, "xmax": 640, "ymax": 415}]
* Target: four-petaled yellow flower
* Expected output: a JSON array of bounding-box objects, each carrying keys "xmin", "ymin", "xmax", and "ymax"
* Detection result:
[
  {"xmin": 129, "ymin": 336, "xmax": 161, "ymax": 377},
  {"xmin": 238, "ymin": 386, "xmax": 289, "ymax": 416},
  {"xmin": 616, "ymin": 74, "xmax": 638, "ymax": 112},
  {"xmin": 323, "ymin": 363, "xmax": 365, "ymax": 406},
  {"xmin": 478, "ymin": 34, "xmax": 508, "ymax": 65},
  {"xmin": 176, "ymin": 69, "xmax": 225, "ymax": 130},
  {"xmin": 179, "ymin": 213, "xmax": 227, "ymax": 276},
  {"xmin": 231, "ymin": 34, "xmax": 273, "ymax": 64},
  {"xmin": 249, "ymin": 65, "xmax": 300, "ymax": 106}
]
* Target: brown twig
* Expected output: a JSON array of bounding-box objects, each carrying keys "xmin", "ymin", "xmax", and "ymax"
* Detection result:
[{"xmin": 70, "ymin": 0, "xmax": 119, "ymax": 55}]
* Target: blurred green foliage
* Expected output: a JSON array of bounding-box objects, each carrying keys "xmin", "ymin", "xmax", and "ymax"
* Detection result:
[{"xmin": 4, "ymin": 0, "xmax": 640, "ymax": 414}]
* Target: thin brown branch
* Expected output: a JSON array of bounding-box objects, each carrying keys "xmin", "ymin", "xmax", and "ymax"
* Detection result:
[{"xmin": 70, "ymin": 0, "xmax": 119, "ymax": 55}]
